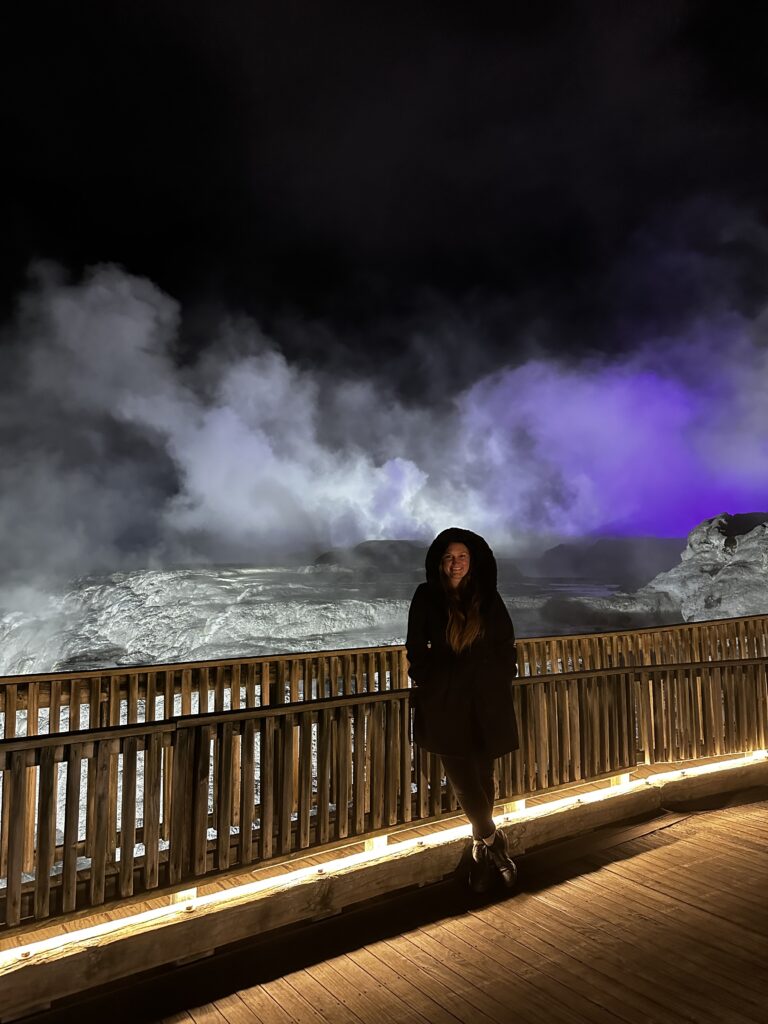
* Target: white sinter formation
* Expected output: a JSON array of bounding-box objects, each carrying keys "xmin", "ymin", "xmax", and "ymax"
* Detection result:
[{"xmin": 639, "ymin": 513, "xmax": 768, "ymax": 621}]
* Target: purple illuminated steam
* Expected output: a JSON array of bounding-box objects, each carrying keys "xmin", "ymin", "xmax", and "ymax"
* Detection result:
[{"xmin": 458, "ymin": 340, "xmax": 767, "ymax": 538}]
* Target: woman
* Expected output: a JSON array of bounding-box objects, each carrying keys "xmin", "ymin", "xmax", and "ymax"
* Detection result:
[{"xmin": 406, "ymin": 527, "xmax": 519, "ymax": 892}]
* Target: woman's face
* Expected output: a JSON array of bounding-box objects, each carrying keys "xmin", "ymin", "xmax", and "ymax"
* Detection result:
[{"xmin": 441, "ymin": 542, "xmax": 470, "ymax": 588}]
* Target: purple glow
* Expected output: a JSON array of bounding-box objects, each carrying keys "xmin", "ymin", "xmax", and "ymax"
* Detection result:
[{"xmin": 457, "ymin": 334, "xmax": 768, "ymax": 538}]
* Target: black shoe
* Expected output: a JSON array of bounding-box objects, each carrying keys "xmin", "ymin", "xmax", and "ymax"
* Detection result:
[
  {"xmin": 487, "ymin": 829, "xmax": 518, "ymax": 889},
  {"xmin": 469, "ymin": 839, "xmax": 493, "ymax": 893}
]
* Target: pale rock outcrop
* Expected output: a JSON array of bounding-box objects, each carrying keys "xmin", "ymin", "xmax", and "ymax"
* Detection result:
[{"xmin": 640, "ymin": 512, "xmax": 768, "ymax": 621}]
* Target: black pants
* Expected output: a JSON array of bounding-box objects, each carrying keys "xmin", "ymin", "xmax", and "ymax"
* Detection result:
[{"xmin": 441, "ymin": 753, "xmax": 497, "ymax": 840}]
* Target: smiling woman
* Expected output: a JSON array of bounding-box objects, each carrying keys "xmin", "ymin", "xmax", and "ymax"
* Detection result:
[{"xmin": 406, "ymin": 527, "xmax": 520, "ymax": 892}]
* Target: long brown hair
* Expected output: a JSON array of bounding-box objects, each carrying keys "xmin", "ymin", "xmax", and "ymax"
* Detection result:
[{"xmin": 442, "ymin": 573, "xmax": 484, "ymax": 652}]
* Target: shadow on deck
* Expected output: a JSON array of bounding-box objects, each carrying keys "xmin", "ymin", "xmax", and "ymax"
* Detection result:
[{"xmin": 20, "ymin": 785, "xmax": 768, "ymax": 1024}]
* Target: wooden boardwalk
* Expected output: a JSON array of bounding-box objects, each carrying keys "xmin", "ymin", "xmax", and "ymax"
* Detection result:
[{"xmin": 24, "ymin": 790, "xmax": 768, "ymax": 1024}]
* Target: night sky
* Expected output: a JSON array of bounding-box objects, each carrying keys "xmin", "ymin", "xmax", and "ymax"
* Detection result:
[{"xmin": 2, "ymin": 1, "xmax": 767, "ymax": 580}]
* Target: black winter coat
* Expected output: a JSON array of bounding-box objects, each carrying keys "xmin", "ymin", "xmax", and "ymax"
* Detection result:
[{"xmin": 406, "ymin": 528, "xmax": 520, "ymax": 758}]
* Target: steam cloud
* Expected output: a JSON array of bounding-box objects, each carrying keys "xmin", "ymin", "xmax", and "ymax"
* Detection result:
[{"xmin": 1, "ymin": 262, "xmax": 766, "ymax": 585}]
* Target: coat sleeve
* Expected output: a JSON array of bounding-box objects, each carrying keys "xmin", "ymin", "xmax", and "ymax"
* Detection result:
[
  {"xmin": 405, "ymin": 584, "xmax": 432, "ymax": 685},
  {"xmin": 491, "ymin": 592, "xmax": 518, "ymax": 680}
]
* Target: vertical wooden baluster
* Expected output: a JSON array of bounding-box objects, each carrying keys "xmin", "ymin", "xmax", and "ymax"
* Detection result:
[
  {"xmin": 260, "ymin": 661, "xmax": 271, "ymax": 708},
  {"xmin": 231, "ymin": 665, "xmax": 242, "ymax": 831},
  {"xmin": 316, "ymin": 708, "xmax": 331, "ymax": 845},
  {"xmin": 279, "ymin": 713, "xmax": 295, "ymax": 855},
  {"xmin": 107, "ymin": 677, "xmax": 121, "ymax": 868},
  {"xmin": 47, "ymin": 680, "xmax": 63, "ymax": 894},
  {"xmin": 214, "ymin": 666, "xmax": 226, "ymax": 712},
  {"xmin": 547, "ymin": 679, "xmax": 560, "ymax": 786},
  {"xmin": 128, "ymin": 672, "xmax": 139, "ymax": 725},
  {"xmin": 512, "ymin": 685, "xmax": 525, "ymax": 791},
  {"xmin": 400, "ymin": 692, "xmax": 413, "ymax": 822},
  {"xmin": 50, "ymin": 679, "xmax": 62, "ymax": 735},
  {"xmin": 524, "ymin": 684, "xmax": 537, "ymax": 791},
  {"xmin": 532, "ymin": 683, "xmax": 548, "ymax": 791},
  {"xmin": 34, "ymin": 745, "xmax": 57, "ymax": 920},
  {"xmin": 557, "ymin": 678, "xmax": 570, "ymax": 780},
  {"xmin": 677, "ymin": 664, "xmax": 690, "ymax": 760},
  {"xmin": 363, "ymin": 661, "xmax": 374, "ymax": 813},
  {"xmin": 297, "ymin": 710, "xmax": 313, "ymax": 849},
  {"xmin": 371, "ymin": 701, "xmax": 385, "ymax": 830},
  {"xmin": 713, "ymin": 665, "xmax": 725, "ymax": 756},
  {"xmin": 146, "ymin": 671, "xmax": 157, "ymax": 724},
  {"xmin": 579, "ymin": 678, "xmax": 592, "ymax": 781},
  {"xmin": 178, "ymin": 667, "xmax": 190, "ymax": 716},
  {"xmin": 278, "ymin": 659, "xmax": 286, "ymax": 708},
  {"xmin": 216, "ymin": 721, "xmax": 234, "ymax": 870},
  {"xmin": 62, "ymin": 742, "xmax": 83, "ymax": 913},
  {"xmin": 169, "ymin": 728, "xmax": 192, "ymax": 885},
  {"xmin": 615, "ymin": 668, "xmax": 629, "ymax": 767},
  {"xmin": 567, "ymin": 679, "xmax": 582, "ymax": 781},
  {"xmin": 6, "ymin": 750, "xmax": 28, "ymax": 927},
  {"xmin": 192, "ymin": 725, "xmax": 212, "ymax": 876},
  {"xmin": 161, "ymin": 671, "xmax": 175, "ymax": 843},
  {"xmin": 239, "ymin": 718, "xmax": 256, "ymax": 866},
  {"xmin": 245, "ymin": 662, "xmax": 256, "ymax": 708},
  {"xmin": 387, "ymin": 648, "xmax": 395, "ymax": 691},
  {"xmin": 119, "ymin": 736, "xmax": 138, "ymax": 898},
  {"xmin": 352, "ymin": 704, "xmax": 366, "ymax": 834},
  {"xmin": 652, "ymin": 670, "xmax": 665, "ymax": 763},
  {"xmin": 143, "ymin": 732, "xmax": 162, "ymax": 890},
  {"xmin": 728, "ymin": 661, "xmax": 739, "ymax": 752},
  {"xmin": 70, "ymin": 677, "xmax": 82, "ymax": 733},
  {"xmin": 23, "ymin": 683, "xmax": 39, "ymax": 873},
  {"xmin": 496, "ymin": 751, "xmax": 512, "ymax": 804},
  {"xmin": 89, "ymin": 739, "xmax": 111, "ymax": 907},
  {"xmin": 336, "ymin": 705, "xmax": 351, "ymax": 840},
  {"xmin": 415, "ymin": 745, "xmax": 429, "ymax": 820},
  {"xmin": 289, "ymin": 662, "xmax": 300, "ymax": 814},
  {"xmin": 385, "ymin": 699, "xmax": 399, "ymax": 826},
  {"xmin": 260, "ymin": 716, "xmax": 275, "ymax": 860},
  {"xmin": 0, "ymin": 684, "xmax": 18, "ymax": 880},
  {"xmin": 429, "ymin": 751, "xmax": 442, "ymax": 816}
]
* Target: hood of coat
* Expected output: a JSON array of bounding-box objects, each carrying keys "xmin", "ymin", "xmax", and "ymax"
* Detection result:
[{"xmin": 424, "ymin": 527, "xmax": 498, "ymax": 604}]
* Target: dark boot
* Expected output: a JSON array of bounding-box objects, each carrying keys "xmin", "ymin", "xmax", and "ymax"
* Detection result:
[
  {"xmin": 469, "ymin": 839, "xmax": 493, "ymax": 893},
  {"xmin": 487, "ymin": 829, "xmax": 517, "ymax": 888}
]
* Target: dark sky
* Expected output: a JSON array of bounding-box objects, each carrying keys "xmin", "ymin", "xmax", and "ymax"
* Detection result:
[
  {"xmin": 5, "ymin": 1, "xmax": 768, "ymax": 359},
  {"xmin": 1, "ymin": 1, "xmax": 767, "ymax": 579}
]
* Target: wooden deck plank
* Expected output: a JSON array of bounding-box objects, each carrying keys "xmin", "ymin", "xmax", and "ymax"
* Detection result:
[
  {"xmin": 345, "ymin": 945, "xmax": 461, "ymax": 1024},
  {"xmin": 187, "ymin": 1004, "xmax": 229, "ymax": 1024},
  {"xmin": 539, "ymin": 874, "xmax": 766, "ymax": 1020},
  {"xmin": 235, "ymin": 986, "xmax": 294, "ymax": 1024},
  {"xmin": 589, "ymin": 840, "xmax": 768, "ymax": 933},
  {"xmin": 384, "ymin": 931, "xmax": 520, "ymax": 1024},
  {"xmin": 369, "ymin": 937, "xmax": 500, "ymax": 1024},
  {"xmin": 567, "ymin": 869, "xmax": 768, "ymax": 994},
  {"xmin": 210, "ymin": 994, "xmax": 263, "ymax": 1024},
  {"xmin": 519, "ymin": 892, "xmax": 710, "ymax": 1023},
  {"xmin": 263, "ymin": 976, "xmax": 342, "ymax": 1024},
  {"xmin": 469, "ymin": 901, "xmax": 650, "ymax": 1024},
  {"xmin": 282, "ymin": 969, "xmax": 366, "ymax": 1024},
  {"xmin": 309, "ymin": 955, "xmax": 431, "ymax": 1024},
  {"xmin": 418, "ymin": 919, "xmax": 574, "ymax": 1024},
  {"xmin": 440, "ymin": 913, "xmax": 619, "ymax": 1024}
]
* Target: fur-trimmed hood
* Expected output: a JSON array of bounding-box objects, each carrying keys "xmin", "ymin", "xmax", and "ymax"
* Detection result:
[{"xmin": 424, "ymin": 527, "xmax": 498, "ymax": 604}]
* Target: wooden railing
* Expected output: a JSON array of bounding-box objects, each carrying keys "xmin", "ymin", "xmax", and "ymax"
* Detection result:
[
  {"xmin": 0, "ymin": 613, "xmax": 767, "ymax": 932},
  {"xmin": 2, "ymin": 614, "xmax": 767, "ymax": 739}
]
